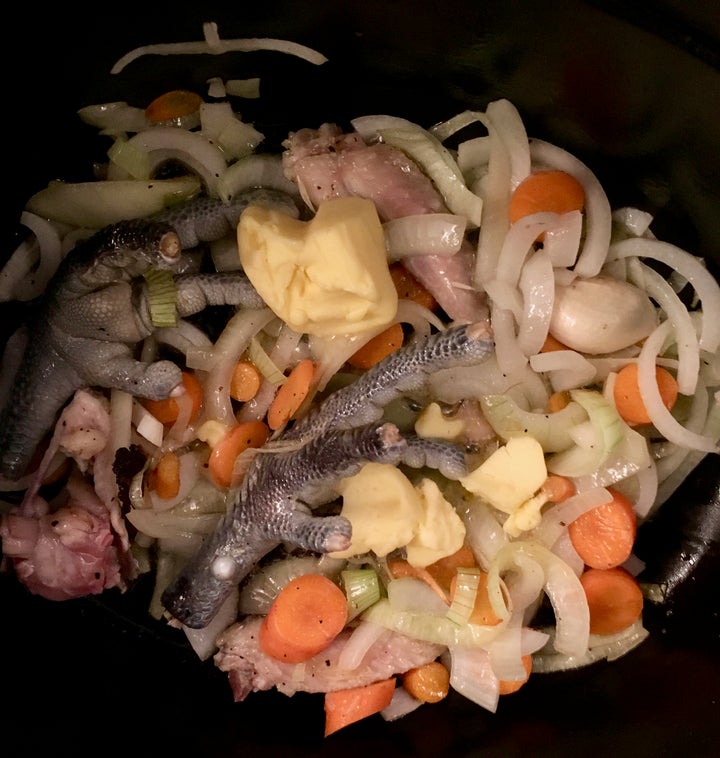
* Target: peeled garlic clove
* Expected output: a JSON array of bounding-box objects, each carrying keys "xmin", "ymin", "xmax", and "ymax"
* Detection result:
[{"xmin": 549, "ymin": 276, "xmax": 658, "ymax": 354}]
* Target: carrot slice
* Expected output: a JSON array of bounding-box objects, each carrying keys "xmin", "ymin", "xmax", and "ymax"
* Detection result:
[
  {"xmin": 541, "ymin": 333, "xmax": 570, "ymax": 352},
  {"xmin": 387, "ymin": 558, "xmax": 451, "ymax": 604},
  {"xmin": 541, "ymin": 475, "xmax": 576, "ymax": 504},
  {"xmin": 568, "ymin": 487, "xmax": 637, "ymax": 569},
  {"xmin": 207, "ymin": 420, "xmax": 270, "ymax": 488},
  {"xmin": 145, "ymin": 89, "xmax": 203, "ymax": 123},
  {"xmin": 267, "ymin": 359, "xmax": 316, "ymax": 431},
  {"xmin": 259, "ymin": 573, "xmax": 349, "ymax": 664},
  {"xmin": 509, "ymin": 169, "xmax": 585, "ymax": 224},
  {"xmin": 150, "ymin": 451, "xmax": 181, "ymax": 500},
  {"xmin": 324, "ymin": 678, "xmax": 396, "ymax": 737},
  {"xmin": 389, "ymin": 262, "xmax": 437, "ymax": 311},
  {"xmin": 347, "ymin": 323, "xmax": 404, "ymax": 370},
  {"xmin": 547, "ymin": 390, "xmax": 571, "ymax": 412},
  {"xmin": 580, "ymin": 566, "xmax": 644, "ymax": 635},
  {"xmin": 498, "ymin": 655, "xmax": 532, "ymax": 695},
  {"xmin": 424, "ymin": 544, "xmax": 477, "ymax": 592},
  {"xmin": 143, "ymin": 371, "xmax": 203, "ymax": 425},
  {"xmin": 401, "ymin": 661, "xmax": 450, "ymax": 703},
  {"xmin": 230, "ymin": 359, "xmax": 262, "ymax": 403},
  {"xmin": 613, "ymin": 362, "xmax": 679, "ymax": 425}
]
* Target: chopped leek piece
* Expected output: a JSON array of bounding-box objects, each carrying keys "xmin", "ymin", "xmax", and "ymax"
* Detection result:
[
  {"xmin": 446, "ymin": 567, "xmax": 480, "ymax": 625},
  {"xmin": 342, "ymin": 568, "xmax": 382, "ymax": 620},
  {"xmin": 144, "ymin": 268, "xmax": 177, "ymax": 327}
]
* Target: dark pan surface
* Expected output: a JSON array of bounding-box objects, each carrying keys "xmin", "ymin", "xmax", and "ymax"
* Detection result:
[{"xmin": 2, "ymin": 2, "xmax": 719, "ymax": 756}]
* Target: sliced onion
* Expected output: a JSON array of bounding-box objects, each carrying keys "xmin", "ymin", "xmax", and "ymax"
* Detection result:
[
  {"xmin": 608, "ymin": 237, "xmax": 720, "ymax": 353},
  {"xmin": 381, "ymin": 685, "xmax": 423, "ymax": 722},
  {"xmin": 17, "ymin": 212, "xmax": 63, "ymax": 298},
  {"xmin": 111, "ymin": 21, "xmax": 328, "ymax": 74},
  {"xmin": 183, "ymin": 589, "xmax": 238, "ymax": 661},
  {"xmin": 529, "ymin": 349, "xmax": 597, "ymax": 393},
  {"xmin": 108, "ymin": 127, "xmax": 228, "ymax": 197},
  {"xmin": 529, "ymin": 139, "xmax": 612, "ymax": 279},
  {"xmin": 383, "ymin": 213, "xmax": 466, "ymax": 259},
  {"xmin": 517, "ymin": 248, "xmax": 554, "ymax": 356},
  {"xmin": 543, "ymin": 210, "xmax": 583, "ymax": 267},
  {"xmin": 532, "ymin": 486, "xmax": 613, "ymax": 548},
  {"xmin": 458, "ymin": 496, "xmax": 509, "ymax": 569},
  {"xmin": 217, "ymin": 152, "xmax": 300, "ymax": 203},
  {"xmin": 25, "ymin": 176, "xmax": 202, "ymax": 228},
  {"xmin": 336, "ymin": 621, "xmax": 388, "ymax": 671},
  {"xmin": 77, "ymin": 101, "xmax": 150, "ymax": 135},
  {"xmin": 446, "ymin": 646, "xmax": 499, "ymax": 713}
]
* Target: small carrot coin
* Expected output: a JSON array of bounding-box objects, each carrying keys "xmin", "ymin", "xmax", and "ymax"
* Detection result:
[
  {"xmin": 389, "ymin": 262, "xmax": 437, "ymax": 311},
  {"xmin": 509, "ymin": 169, "xmax": 586, "ymax": 224},
  {"xmin": 568, "ymin": 487, "xmax": 637, "ymax": 569},
  {"xmin": 260, "ymin": 573, "xmax": 349, "ymax": 664},
  {"xmin": 143, "ymin": 371, "xmax": 203, "ymax": 425},
  {"xmin": 580, "ymin": 566, "xmax": 644, "ymax": 635},
  {"xmin": 613, "ymin": 362, "xmax": 679, "ymax": 425},
  {"xmin": 347, "ymin": 323, "xmax": 404, "ymax": 370},
  {"xmin": 498, "ymin": 655, "xmax": 532, "ymax": 695},
  {"xmin": 230, "ymin": 359, "xmax": 262, "ymax": 403},
  {"xmin": 267, "ymin": 359, "xmax": 316, "ymax": 430},
  {"xmin": 145, "ymin": 89, "xmax": 203, "ymax": 123},
  {"xmin": 151, "ymin": 451, "xmax": 181, "ymax": 500},
  {"xmin": 401, "ymin": 661, "xmax": 450, "ymax": 703}
]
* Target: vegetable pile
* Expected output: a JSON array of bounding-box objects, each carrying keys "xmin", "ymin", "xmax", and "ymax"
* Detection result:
[{"xmin": 1, "ymin": 23, "xmax": 719, "ymax": 739}]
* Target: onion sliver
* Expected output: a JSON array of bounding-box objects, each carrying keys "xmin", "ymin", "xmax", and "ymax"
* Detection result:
[
  {"xmin": 24, "ymin": 176, "xmax": 202, "ymax": 228},
  {"xmin": 608, "ymin": 237, "xmax": 720, "ymax": 353},
  {"xmin": 383, "ymin": 214, "xmax": 466, "ymax": 259},
  {"xmin": 529, "ymin": 139, "xmax": 612, "ymax": 278}
]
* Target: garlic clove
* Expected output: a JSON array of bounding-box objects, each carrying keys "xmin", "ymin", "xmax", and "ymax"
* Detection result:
[{"xmin": 549, "ymin": 276, "xmax": 658, "ymax": 354}]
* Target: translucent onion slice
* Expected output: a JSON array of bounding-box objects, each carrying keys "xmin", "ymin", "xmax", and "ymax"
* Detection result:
[
  {"xmin": 529, "ymin": 139, "xmax": 612, "ymax": 278},
  {"xmin": 529, "ymin": 349, "xmax": 597, "ymax": 393},
  {"xmin": 383, "ymin": 213, "xmax": 467, "ymax": 259},
  {"xmin": 381, "ymin": 686, "xmax": 423, "ymax": 722},
  {"xmin": 111, "ymin": 21, "xmax": 328, "ymax": 74},
  {"xmin": 637, "ymin": 320, "xmax": 719, "ymax": 452},
  {"xmin": 217, "ymin": 152, "xmax": 300, "ymax": 203},
  {"xmin": 628, "ymin": 258, "xmax": 699, "ymax": 395},
  {"xmin": 479, "ymin": 394, "xmax": 587, "ymax": 453},
  {"xmin": 532, "ymin": 486, "xmax": 613, "ymax": 548},
  {"xmin": 517, "ymin": 248, "xmax": 554, "ymax": 356},
  {"xmin": 458, "ymin": 496, "xmax": 509, "ymax": 568},
  {"xmin": 446, "ymin": 646, "xmax": 499, "ymax": 713},
  {"xmin": 24, "ymin": 176, "xmax": 201, "ymax": 228},
  {"xmin": 108, "ymin": 127, "xmax": 228, "ymax": 197},
  {"xmin": 336, "ymin": 621, "xmax": 387, "ymax": 671},
  {"xmin": 608, "ymin": 236, "xmax": 720, "ymax": 353}
]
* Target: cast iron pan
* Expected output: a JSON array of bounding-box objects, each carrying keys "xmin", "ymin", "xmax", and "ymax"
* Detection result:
[{"xmin": 2, "ymin": 2, "xmax": 719, "ymax": 756}]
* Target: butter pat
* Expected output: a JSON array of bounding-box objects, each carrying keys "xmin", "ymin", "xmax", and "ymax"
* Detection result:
[
  {"xmin": 238, "ymin": 197, "xmax": 398, "ymax": 337},
  {"xmin": 405, "ymin": 478, "xmax": 466, "ymax": 567},
  {"xmin": 329, "ymin": 463, "xmax": 420, "ymax": 559},
  {"xmin": 415, "ymin": 402, "xmax": 465, "ymax": 441},
  {"xmin": 460, "ymin": 437, "xmax": 547, "ymax": 514}
]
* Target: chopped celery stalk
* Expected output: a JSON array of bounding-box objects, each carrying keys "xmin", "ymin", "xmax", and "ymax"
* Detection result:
[
  {"xmin": 108, "ymin": 137, "xmax": 151, "ymax": 179},
  {"xmin": 248, "ymin": 337, "xmax": 286, "ymax": 385},
  {"xmin": 342, "ymin": 568, "xmax": 381, "ymax": 620},
  {"xmin": 446, "ymin": 567, "xmax": 480, "ymax": 625},
  {"xmin": 144, "ymin": 268, "xmax": 177, "ymax": 327},
  {"xmin": 546, "ymin": 389, "xmax": 624, "ymax": 477}
]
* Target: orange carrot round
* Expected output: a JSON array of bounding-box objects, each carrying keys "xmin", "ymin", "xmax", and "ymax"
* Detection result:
[
  {"xmin": 498, "ymin": 655, "xmax": 532, "ymax": 695},
  {"xmin": 568, "ymin": 487, "xmax": 637, "ymax": 570},
  {"xmin": 509, "ymin": 169, "xmax": 585, "ymax": 224},
  {"xmin": 143, "ymin": 371, "xmax": 203, "ymax": 425},
  {"xmin": 401, "ymin": 661, "xmax": 450, "ymax": 703},
  {"xmin": 151, "ymin": 451, "xmax": 181, "ymax": 500},
  {"xmin": 541, "ymin": 475, "xmax": 576, "ymax": 504},
  {"xmin": 208, "ymin": 420, "xmax": 270, "ymax": 488},
  {"xmin": 259, "ymin": 573, "xmax": 349, "ymax": 664},
  {"xmin": 541, "ymin": 333, "xmax": 570, "ymax": 352},
  {"xmin": 347, "ymin": 323, "xmax": 404, "ymax": 370},
  {"xmin": 424, "ymin": 544, "xmax": 477, "ymax": 592},
  {"xmin": 324, "ymin": 678, "xmax": 396, "ymax": 737},
  {"xmin": 230, "ymin": 359, "xmax": 262, "ymax": 403},
  {"xmin": 580, "ymin": 566, "xmax": 644, "ymax": 635},
  {"xmin": 267, "ymin": 358, "xmax": 316, "ymax": 431},
  {"xmin": 389, "ymin": 262, "xmax": 437, "ymax": 311},
  {"xmin": 145, "ymin": 89, "xmax": 203, "ymax": 123},
  {"xmin": 613, "ymin": 362, "xmax": 679, "ymax": 425}
]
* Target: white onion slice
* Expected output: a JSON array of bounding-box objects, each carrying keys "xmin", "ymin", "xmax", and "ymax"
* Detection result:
[
  {"xmin": 532, "ymin": 487, "xmax": 613, "ymax": 548},
  {"xmin": 383, "ymin": 213, "xmax": 466, "ymax": 259},
  {"xmin": 608, "ymin": 237, "xmax": 720, "ymax": 353},
  {"xmin": 518, "ymin": 248, "xmax": 554, "ymax": 356},
  {"xmin": 447, "ymin": 646, "xmax": 499, "ymax": 713},
  {"xmin": 111, "ymin": 22, "xmax": 328, "ymax": 74},
  {"xmin": 217, "ymin": 152, "xmax": 299, "ymax": 202},
  {"xmin": 529, "ymin": 139, "xmax": 612, "ymax": 278},
  {"xmin": 336, "ymin": 621, "xmax": 388, "ymax": 671},
  {"xmin": 529, "ymin": 349, "xmax": 597, "ymax": 392},
  {"xmin": 381, "ymin": 686, "xmax": 423, "ymax": 722}
]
